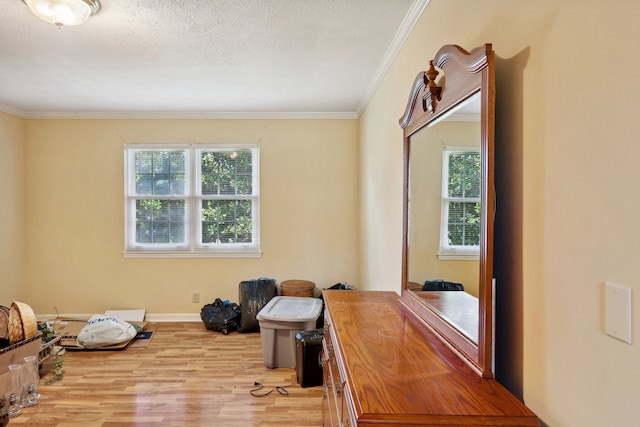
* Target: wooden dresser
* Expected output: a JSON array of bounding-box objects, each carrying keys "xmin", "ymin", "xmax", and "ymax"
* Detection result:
[{"xmin": 321, "ymin": 290, "xmax": 539, "ymax": 426}]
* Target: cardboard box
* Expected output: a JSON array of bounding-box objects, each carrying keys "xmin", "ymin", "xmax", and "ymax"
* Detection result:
[{"xmin": 0, "ymin": 334, "xmax": 42, "ymax": 375}]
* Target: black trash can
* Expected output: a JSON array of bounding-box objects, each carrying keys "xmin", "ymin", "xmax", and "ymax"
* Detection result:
[{"xmin": 295, "ymin": 329, "xmax": 324, "ymax": 388}]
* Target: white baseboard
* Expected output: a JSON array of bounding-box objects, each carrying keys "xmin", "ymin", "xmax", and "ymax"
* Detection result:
[
  {"xmin": 36, "ymin": 313, "xmax": 202, "ymax": 322},
  {"xmin": 146, "ymin": 313, "xmax": 201, "ymax": 322}
]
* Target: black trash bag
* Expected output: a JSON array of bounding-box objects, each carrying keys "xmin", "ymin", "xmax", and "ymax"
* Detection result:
[
  {"xmin": 422, "ymin": 279, "xmax": 464, "ymax": 291},
  {"xmin": 237, "ymin": 278, "xmax": 277, "ymax": 333},
  {"xmin": 327, "ymin": 282, "xmax": 353, "ymax": 290},
  {"xmin": 315, "ymin": 282, "xmax": 352, "ymax": 329},
  {"xmin": 201, "ymin": 298, "xmax": 241, "ymax": 334}
]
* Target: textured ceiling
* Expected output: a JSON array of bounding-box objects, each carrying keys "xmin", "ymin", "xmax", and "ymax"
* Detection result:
[{"xmin": 0, "ymin": 0, "xmax": 426, "ymax": 118}]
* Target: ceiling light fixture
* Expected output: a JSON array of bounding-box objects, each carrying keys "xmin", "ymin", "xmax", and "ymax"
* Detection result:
[{"xmin": 22, "ymin": 0, "xmax": 100, "ymax": 27}]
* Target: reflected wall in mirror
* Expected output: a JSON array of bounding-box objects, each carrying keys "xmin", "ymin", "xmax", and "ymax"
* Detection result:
[{"xmin": 400, "ymin": 44, "xmax": 495, "ymax": 378}]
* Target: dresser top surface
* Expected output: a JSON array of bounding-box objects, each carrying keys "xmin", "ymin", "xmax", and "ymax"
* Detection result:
[{"xmin": 323, "ymin": 290, "xmax": 538, "ymax": 424}]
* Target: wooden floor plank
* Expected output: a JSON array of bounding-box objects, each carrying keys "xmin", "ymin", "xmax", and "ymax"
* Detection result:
[{"xmin": 10, "ymin": 322, "xmax": 323, "ymax": 426}]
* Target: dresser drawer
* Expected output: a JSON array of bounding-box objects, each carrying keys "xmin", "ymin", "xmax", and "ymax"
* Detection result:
[
  {"xmin": 322, "ymin": 336, "xmax": 339, "ymax": 426},
  {"xmin": 323, "ymin": 313, "xmax": 355, "ymax": 427}
]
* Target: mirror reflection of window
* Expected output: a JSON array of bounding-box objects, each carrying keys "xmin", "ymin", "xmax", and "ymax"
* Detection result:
[{"xmin": 439, "ymin": 147, "xmax": 481, "ymax": 258}]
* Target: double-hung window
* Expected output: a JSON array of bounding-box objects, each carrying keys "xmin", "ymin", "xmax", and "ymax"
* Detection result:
[
  {"xmin": 439, "ymin": 146, "xmax": 481, "ymax": 259},
  {"xmin": 124, "ymin": 144, "xmax": 260, "ymax": 258}
]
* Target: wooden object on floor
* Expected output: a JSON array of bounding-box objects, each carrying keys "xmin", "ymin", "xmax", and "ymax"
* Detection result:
[
  {"xmin": 11, "ymin": 322, "xmax": 323, "ymax": 427},
  {"xmin": 322, "ymin": 290, "xmax": 539, "ymax": 426}
]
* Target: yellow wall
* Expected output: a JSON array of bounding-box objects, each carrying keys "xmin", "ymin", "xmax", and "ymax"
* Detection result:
[
  {"xmin": 22, "ymin": 119, "xmax": 360, "ymax": 314},
  {"xmin": 0, "ymin": 113, "xmax": 25, "ymax": 303},
  {"xmin": 359, "ymin": 0, "xmax": 640, "ymax": 426}
]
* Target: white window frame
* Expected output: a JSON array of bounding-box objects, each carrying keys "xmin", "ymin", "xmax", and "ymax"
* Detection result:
[
  {"xmin": 123, "ymin": 143, "xmax": 261, "ymax": 258},
  {"xmin": 438, "ymin": 146, "xmax": 480, "ymax": 260}
]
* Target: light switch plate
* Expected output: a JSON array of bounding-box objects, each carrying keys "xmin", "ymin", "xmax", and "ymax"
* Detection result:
[{"xmin": 604, "ymin": 282, "xmax": 632, "ymax": 344}]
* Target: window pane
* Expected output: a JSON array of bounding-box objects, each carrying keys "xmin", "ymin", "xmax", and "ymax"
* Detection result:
[
  {"xmin": 169, "ymin": 152, "xmax": 185, "ymax": 194},
  {"xmin": 136, "ymin": 174, "xmax": 153, "ymax": 195},
  {"xmin": 448, "ymin": 152, "xmax": 480, "ymax": 198},
  {"xmin": 169, "ymin": 200, "xmax": 185, "ymax": 221},
  {"xmin": 201, "ymin": 150, "xmax": 253, "ymax": 196},
  {"xmin": 153, "ymin": 173, "xmax": 170, "ymax": 195},
  {"xmin": 463, "ymin": 153, "xmax": 480, "ymax": 198},
  {"xmin": 201, "ymin": 199, "xmax": 253, "ymax": 243},
  {"xmin": 448, "ymin": 201, "xmax": 480, "ymax": 246},
  {"xmin": 136, "ymin": 222, "xmax": 152, "ymax": 244},
  {"xmin": 170, "ymin": 174, "xmax": 185, "ymax": 194},
  {"xmin": 134, "ymin": 150, "xmax": 186, "ymax": 196},
  {"xmin": 152, "ymin": 152, "xmax": 169, "ymax": 174},
  {"xmin": 135, "ymin": 152, "xmax": 153, "ymax": 174},
  {"xmin": 135, "ymin": 199, "xmax": 185, "ymax": 244},
  {"xmin": 152, "ymin": 222, "xmax": 170, "ymax": 242}
]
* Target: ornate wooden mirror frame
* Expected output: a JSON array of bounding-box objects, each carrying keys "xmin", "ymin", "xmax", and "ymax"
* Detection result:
[{"xmin": 399, "ymin": 44, "xmax": 495, "ymax": 378}]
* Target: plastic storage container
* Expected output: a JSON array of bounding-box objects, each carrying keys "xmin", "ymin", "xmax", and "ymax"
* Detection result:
[{"xmin": 256, "ymin": 296, "xmax": 323, "ymax": 368}]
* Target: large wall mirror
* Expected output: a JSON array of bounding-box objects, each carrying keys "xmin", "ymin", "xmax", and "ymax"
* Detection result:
[{"xmin": 399, "ymin": 44, "xmax": 495, "ymax": 378}]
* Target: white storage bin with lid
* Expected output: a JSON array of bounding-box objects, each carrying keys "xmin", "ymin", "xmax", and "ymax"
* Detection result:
[{"xmin": 256, "ymin": 296, "xmax": 323, "ymax": 369}]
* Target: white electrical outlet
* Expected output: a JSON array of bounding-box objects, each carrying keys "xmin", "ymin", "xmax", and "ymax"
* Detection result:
[
  {"xmin": 192, "ymin": 292, "xmax": 200, "ymax": 303},
  {"xmin": 604, "ymin": 282, "xmax": 632, "ymax": 344}
]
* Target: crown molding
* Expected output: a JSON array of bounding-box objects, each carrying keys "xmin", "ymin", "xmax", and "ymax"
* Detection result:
[
  {"xmin": 6, "ymin": 110, "xmax": 358, "ymax": 120},
  {"xmin": 0, "ymin": 102, "xmax": 27, "ymax": 118}
]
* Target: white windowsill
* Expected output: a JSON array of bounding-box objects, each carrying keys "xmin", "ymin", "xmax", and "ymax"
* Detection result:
[
  {"xmin": 122, "ymin": 250, "xmax": 262, "ymax": 259},
  {"xmin": 437, "ymin": 253, "xmax": 479, "ymax": 261}
]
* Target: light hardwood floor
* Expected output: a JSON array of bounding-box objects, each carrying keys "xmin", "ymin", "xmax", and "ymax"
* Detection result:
[{"xmin": 11, "ymin": 322, "xmax": 323, "ymax": 426}]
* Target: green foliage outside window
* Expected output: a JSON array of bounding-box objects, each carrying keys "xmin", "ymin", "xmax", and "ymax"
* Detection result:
[
  {"xmin": 201, "ymin": 151, "xmax": 252, "ymax": 195},
  {"xmin": 200, "ymin": 150, "xmax": 253, "ymax": 244},
  {"xmin": 136, "ymin": 199, "xmax": 185, "ymax": 244},
  {"xmin": 201, "ymin": 200, "xmax": 252, "ymax": 243}
]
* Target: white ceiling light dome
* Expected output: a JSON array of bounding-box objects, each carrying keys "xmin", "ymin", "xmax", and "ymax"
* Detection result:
[{"xmin": 23, "ymin": 0, "xmax": 100, "ymax": 26}]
